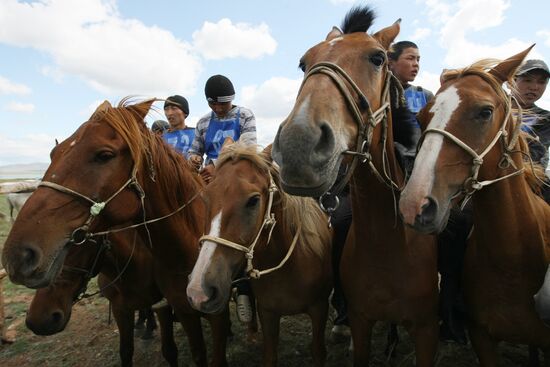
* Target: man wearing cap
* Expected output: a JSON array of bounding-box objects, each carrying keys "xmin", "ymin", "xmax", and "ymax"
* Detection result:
[
  {"xmin": 163, "ymin": 95, "xmax": 195, "ymax": 158},
  {"xmin": 513, "ymin": 59, "xmax": 550, "ymax": 168},
  {"xmin": 151, "ymin": 120, "xmax": 169, "ymax": 136},
  {"xmin": 188, "ymin": 74, "xmax": 257, "ymax": 183}
]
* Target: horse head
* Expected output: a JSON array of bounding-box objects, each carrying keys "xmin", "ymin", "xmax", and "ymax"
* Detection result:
[
  {"xmin": 272, "ymin": 5, "xmax": 400, "ymax": 197},
  {"xmin": 399, "ymin": 47, "xmax": 533, "ymax": 233},
  {"xmin": 1, "ymin": 99, "xmax": 154, "ymax": 288},
  {"xmin": 187, "ymin": 143, "xmax": 275, "ymax": 313}
]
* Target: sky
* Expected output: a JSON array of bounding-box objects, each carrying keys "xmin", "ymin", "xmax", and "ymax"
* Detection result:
[{"xmin": 0, "ymin": 0, "xmax": 549, "ymax": 166}]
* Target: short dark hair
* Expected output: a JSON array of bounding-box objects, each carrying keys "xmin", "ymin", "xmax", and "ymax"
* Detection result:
[{"xmin": 388, "ymin": 41, "xmax": 418, "ymax": 61}]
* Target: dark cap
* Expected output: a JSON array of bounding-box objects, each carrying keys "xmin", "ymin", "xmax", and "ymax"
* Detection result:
[
  {"xmin": 164, "ymin": 95, "xmax": 189, "ymax": 115},
  {"xmin": 516, "ymin": 59, "xmax": 550, "ymax": 78},
  {"xmin": 151, "ymin": 120, "xmax": 169, "ymax": 133},
  {"xmin": 204, "ymin": 75, "xmax": 235, "ymax": 103}
]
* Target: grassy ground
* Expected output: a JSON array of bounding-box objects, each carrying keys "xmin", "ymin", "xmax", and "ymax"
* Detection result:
[{"xmin": 0, "ymin": 188, "xmax": 538, "ymax": 366}]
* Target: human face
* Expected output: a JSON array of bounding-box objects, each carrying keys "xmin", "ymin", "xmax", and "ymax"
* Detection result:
[
  {"xmin": 389, "ymin": 47, "xmax": 420, "ymax": 85},
  {"xmin": 208, "ymin": 101, "xmax": 232, "ymax": 118},
  {"xmin": 514, "ymin": 70, "xmax": 549, "ymax": 108},
  {"xmin": 164, "ymin": 105, "xmax": 186, "ymax": 130}
]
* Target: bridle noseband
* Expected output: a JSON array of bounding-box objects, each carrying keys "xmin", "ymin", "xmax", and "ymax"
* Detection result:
[{"xmin": 199, "ymin": 171, "xmax": 301, "ymax": 280}]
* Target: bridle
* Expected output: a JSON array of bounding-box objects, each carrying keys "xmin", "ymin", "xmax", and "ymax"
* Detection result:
[
  {"xmin": 199, "ymin": 170, "xmax": 301, "ymax": 280},
  {"xmin": 39, "ymin": 164, "xmax": 201, "ymax": 248},
  {"xmin": 418, "ymin": 71, "xmax": 524, "ymax": 209},
  {"xmin": 298, "ymin": 61, "xmax": 402, "ymax": 213}
]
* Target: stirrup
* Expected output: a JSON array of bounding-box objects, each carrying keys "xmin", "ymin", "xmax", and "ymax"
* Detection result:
[
  {"xmin": 151, "ymin": 297, "xmax": 168, "ymax": 311},
  {"xmin": 236, "ymin": 294, "xmax": 252, "ymax": 323}
]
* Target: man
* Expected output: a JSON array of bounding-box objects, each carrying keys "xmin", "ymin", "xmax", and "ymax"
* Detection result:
[
  {"xmin": 151, "ymin": 120, "xmax": 169, "ymax": 136},
  {"xmin": 163, "ymin": 95, "xmax": 195, "ymax": 158},
  {"xmin": 512, "ymin": 59, "xmax": 550, "ymax": 169}
]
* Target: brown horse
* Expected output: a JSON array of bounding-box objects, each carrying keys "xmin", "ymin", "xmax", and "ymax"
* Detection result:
[
  {"xmin": 187, "ymin": 143, "xmax": 333, "ymax": 366},
  {"xmin": 399, "ymin": 48, "xmax": 550, "ymax": 366},
  {"xmin": 1, "ymin": 99, "xmax": 229, "ymax": 366},
  {"xmin": 26, "ymin": 230, "xmax": 177, "ymax": 367},
  {"xmin": 271, "ymin": 6, "xmax": 438, "ymax": 366}
]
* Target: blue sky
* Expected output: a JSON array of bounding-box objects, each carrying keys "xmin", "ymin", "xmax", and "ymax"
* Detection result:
[{"xmin": 0, "ymin": 0, "xmax": 549, "ymax": 165}]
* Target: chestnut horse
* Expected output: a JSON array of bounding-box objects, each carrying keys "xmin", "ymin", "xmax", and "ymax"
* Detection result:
[
  {"xmin": 26, "ymin": 230, "xmax": 177, "ymax": 367},
  {"xmin": 187, "ymin": 143, "xmax": 333, "ymax": 366},
  {"xmin": 399, "ymin": 48, "xmax": 550, "ymax": 366},
  {"xmin": 271, "ymin": 6, "xmax": 438, "ymax": 366},
  {"xmin": 1, "ymin": 99, "xmax": 229, "ymax": 366}
]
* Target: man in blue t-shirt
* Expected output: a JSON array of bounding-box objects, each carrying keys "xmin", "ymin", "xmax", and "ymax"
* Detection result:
[{"xmin": 163, "ymin": 95, "xmax": 195, "ymax": 158}]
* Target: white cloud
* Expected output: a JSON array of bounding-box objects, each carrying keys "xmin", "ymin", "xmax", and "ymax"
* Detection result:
[
  {"xmin": 410, "ymin": 27, "xmax": 432, "ymax": 41},
  {"xmin": 192, "ymin": 18, "xmax": 277, "ymax": 60},
  {"xmin": 537, "ymin": 29, "xmax": 550, "ymax": 47},
  {"xmin": 0, "ymin": 0, "xmax": 202, "ymax": 96},
  {"xmin": 80, "ymin": 99, "xmax": 106, "ymax": 117},
  {"xmin": 414, "ymin": 71, "xmax": 442, "ymax": 95},
  {"xmin": 0, "ymin": 133, "xmax": 56, "ymax": 165},
  {"xmin": 5, "ymin": 102, "xmax": 35, "ymax": 113},
  {"xmin": 241, "ymin": 77, "xmax": 302, "ymax": 146},
  {"xmin": 0, "ymin": 75, "xmax": 31, "ymax": 95}
]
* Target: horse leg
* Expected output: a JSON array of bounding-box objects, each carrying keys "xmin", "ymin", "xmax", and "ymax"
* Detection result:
[
  {"xmin": 155, "ymin": 305, "xmax": 178, "ymax": 367},
  {"xmin": 247, "ymin": 293, "xmax": 259, "ymax": 344},
  {"xmin": 308, "ymin": 299, "xmax": 329, "ymax": 367},
  {"xmin": 469, "ymin": 322, "xmax": 498, "ymax": 367},
  {"xmin": 112, "ymin": 304, "xmax": 135, "ymax": 367},
  {"xmin": 141, "ymin": 307, "xmax": 157, "ymax": 340},
  {"xmin": 258, "ymin": 307, "xmax": 281, "ymax": 367},
  {"xmin": 407, "ymin": 320, "xmax": 438, "ymax": 367},
  {"xmin": 135, "ymin": 309, "xmax": 146, "ymax": 330},
  {"xmin": 348, "ymin": 312, "xmax": 375, "ymax": 366},
  {"xmin": 384, "ymin": 323, "xmax": 399, "ymax": 359},
  {"xmin": 528, "ymin": 345, "xmax": 540, "ymax": 367},
  {"xmin": 206, "ymin": 309, "xmax": 230, "ymax": 367},
  {"xmin": 177, "ymin": 312, "xmax": 207, "ymax": 367}
]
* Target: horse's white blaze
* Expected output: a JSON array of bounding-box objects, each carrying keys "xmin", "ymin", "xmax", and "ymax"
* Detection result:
[
  {"xmin": 70, "ymin": 140, "xmax": 76, "ymax": 147},
  {"xmin": 188, "ymin": 211, "xmax": 222, "ymax": 295},
  {"xmin": 413, "ymin": 86, "xmax": 461, "ymax": 189}
]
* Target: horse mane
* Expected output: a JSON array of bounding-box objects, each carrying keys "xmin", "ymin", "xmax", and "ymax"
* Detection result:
[
  {"xmin": 341, "ymin": 5, "xmax": 376, "ymax": 34},
  {"xmin": 441, "ymin": 60, "xmax": 547, "ymax": 190},
  {"xmin": 217, "ymin": 143, "xmax": 331, "ymax": 260},
  {"xmin": 90, "ymin": 97, "xmax": 204, "ymax": 226}
]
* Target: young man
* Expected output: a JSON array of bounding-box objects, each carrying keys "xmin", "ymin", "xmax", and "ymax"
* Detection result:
[
  {"xmin": 163, "ymin": 95, "xmax": 195, "ymax": 158},
  {"xmin": 513, "ymin": 59, "xmax": 550, "ymax": 168}
]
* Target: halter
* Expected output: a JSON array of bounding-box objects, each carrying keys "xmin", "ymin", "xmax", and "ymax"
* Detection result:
[
  {"xmin": 418, "ymin": 73, "xmax": 524, "ymax": 209},
  {"xmin": 199, "ymin": 171, "xmax": 301, "ymax": 280},
  {"xmin": 300, "ymin": 61, "xmax": 400, "ymax": 212},
  {"xmin": 39, "ymin": 163, "xmax": 201, "ymax": 248}
]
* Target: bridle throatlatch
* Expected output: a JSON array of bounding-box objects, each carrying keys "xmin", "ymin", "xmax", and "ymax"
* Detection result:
[{"xmin": 199, "ymin": 171, "xmax": 301, "ymax": 280}]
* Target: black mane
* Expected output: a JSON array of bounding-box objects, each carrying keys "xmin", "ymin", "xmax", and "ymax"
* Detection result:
[{"xmin": 341, "ymin": 5, "xmax": 376, "ymax": 34}]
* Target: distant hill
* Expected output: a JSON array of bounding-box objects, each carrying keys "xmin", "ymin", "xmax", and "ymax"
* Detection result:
[{"xmin": 0, "ymin": 162, "xmax": 48, "ymax": 179}]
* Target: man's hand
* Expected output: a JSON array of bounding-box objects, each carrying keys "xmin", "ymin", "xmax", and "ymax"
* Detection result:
[
  {"xmin": 200, "ymin": 164, "xmax": 215, "ymax": 184},
  {"xmin": 189, "ymin": 155, "xmax": 203, "ymax": 172}
]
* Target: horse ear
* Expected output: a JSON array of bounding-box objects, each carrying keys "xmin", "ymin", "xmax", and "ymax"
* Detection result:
[
  {"xmin": 325, "ymin": 26, "xmax": 343, "ymax": 41},
  {"xmin": 220, "ymin": 137, "xmax": 235, "ymax": 153},
  {"xmin": 372, "ymin": 19, "xmax": 401, "ymax": 50},
  {"xmin": 262, "ymin": 144, "xmax": 274, "ymax": 163},
  {"xmin": 127, "ymin": 99, "xmax": 155, "ymax": 121},
  {"xmin": 489, "ymin": 45, "xmax": 535, "ymax": 83},
  {"xmin": 95, "ymin": 100, "xmax": 112, "ymax": 113}
]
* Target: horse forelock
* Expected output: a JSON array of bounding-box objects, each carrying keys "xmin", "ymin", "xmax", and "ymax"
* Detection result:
[
  {"xmin": 341, "ymin": 5, "xmax": 376, "ymax": 34},
  {"xmin": 217, "ymin": 143, "xmax": 331, "ymax": 259}
]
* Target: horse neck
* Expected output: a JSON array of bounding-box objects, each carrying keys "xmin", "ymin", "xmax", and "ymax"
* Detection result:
[{"xmin": 472, "ymin": 155, "xmax": 546, "ymax": 259}]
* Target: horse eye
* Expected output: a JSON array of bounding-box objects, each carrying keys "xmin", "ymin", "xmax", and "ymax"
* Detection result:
[
  {"xmin": 478, "ymin": 107, "xmax": 493, "ymax": 120},
  {"xmin": 246, "ymin": 195, "xmax": 260, "ymax": 208},
  {"xmin": 369, "ymin": 53, "xmax": 386, "ymax": 67},
  {"xmin": 298, "ymin": 61, "xmax": 306, "ymax": 73},
  {"xmin": 95, "ymin": 150, "xmax": 115, "ymax": 163}
]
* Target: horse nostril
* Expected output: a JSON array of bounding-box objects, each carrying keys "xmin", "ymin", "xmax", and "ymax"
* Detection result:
[
  {"xmin": 417, "ymin": 197, "xmax": 438, "ymax": 226},
  {"xmin": 312, "ymin": 122, "xmax": 336, "ymax": 162},
  {"xmin": 51, "ymin": 311, "xmax": 64, "ymax": 325},
  {"xmin": 19, "ymin": 245, "xmax": 41, "ymax": 276}
]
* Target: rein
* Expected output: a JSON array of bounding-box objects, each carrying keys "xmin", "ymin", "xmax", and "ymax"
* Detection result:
[
  {"xmin": 199, "ymin": 171, "xmax": 301, "ymax": 280},
  {"xmin": 418, "ymin": 72, "xmax": 524, "ymax": 209},
  {"xmin": 301, "ymin": 62, "xmax": 400, "ymax": 212}
]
